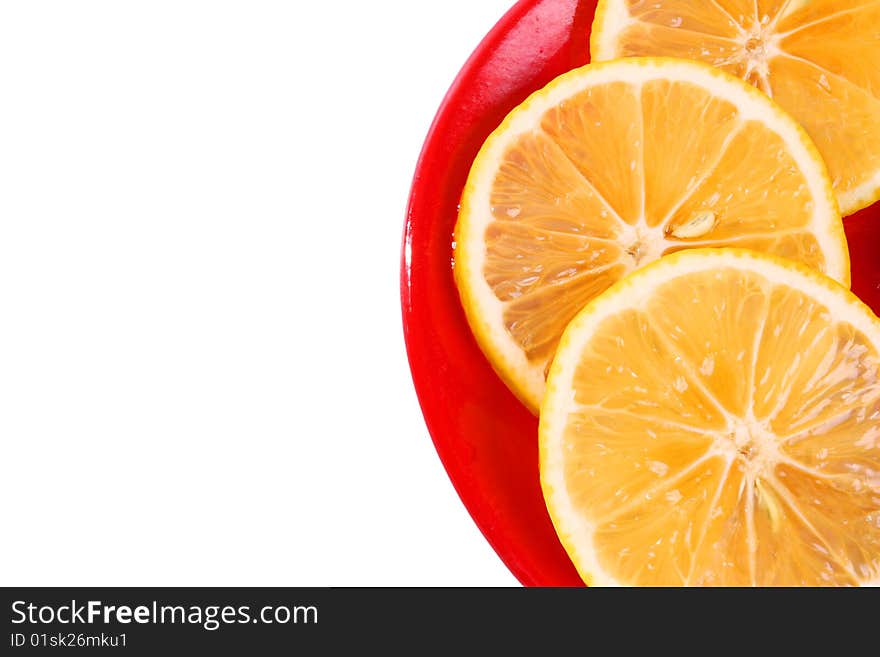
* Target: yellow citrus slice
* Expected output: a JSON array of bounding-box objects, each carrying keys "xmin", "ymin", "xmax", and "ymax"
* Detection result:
[
  {"xmin": 590, "ymin": 0, "xmax": 880, "ymax": 215},
  {"xmin": 540, "ymin": 248, "xmax": 880, "ymax": 587},
  {"xmin": 454, "ymin": 58, "xmax": 849, "ymax": 413}
]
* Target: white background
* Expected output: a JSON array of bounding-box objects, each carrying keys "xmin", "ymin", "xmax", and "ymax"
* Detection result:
[{"xmin": 0, "ymin": 0, "xmax": 519, "ymax": 586}]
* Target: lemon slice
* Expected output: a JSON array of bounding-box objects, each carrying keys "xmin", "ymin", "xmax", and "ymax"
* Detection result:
[
  {"xmin": 591, "ymin": 0, "xmax": 880, "ymax": 215},
  {"xmin": 454, "ymin": 58, "xmax": 848, "ymax": 413},
  {"xmin": 540, "ymin": 248, "xmax": 880, "ymax": 586}
]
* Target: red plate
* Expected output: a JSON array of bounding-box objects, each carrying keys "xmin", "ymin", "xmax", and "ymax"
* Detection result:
[{"xmin": 401, "ymin": 0, "xmax": 880, "ymax": 586}]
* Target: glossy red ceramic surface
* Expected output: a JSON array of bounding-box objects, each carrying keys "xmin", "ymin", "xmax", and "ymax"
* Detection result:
[{"xmin": 401, "ymin": 0, "xmax": 880, "ymax": 587}]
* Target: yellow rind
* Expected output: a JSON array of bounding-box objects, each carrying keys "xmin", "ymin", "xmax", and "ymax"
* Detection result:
[
  {"xmin": 589, "ymin": 0, "xmax": 624, "ymax": 64},
  {"xmin": 841, "ymin": 169, "xmax": 880, "ymax": 217}
]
